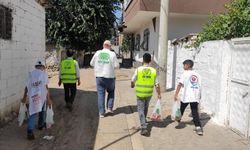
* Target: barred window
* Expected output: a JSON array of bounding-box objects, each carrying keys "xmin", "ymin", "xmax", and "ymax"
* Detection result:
[
  {"xmin": 142, "ymin": 29, "xmax": 149, "ymax": 51},
  {"xmin": 0, "ymin": 5, "xmax": 12, "ymax": 40},
  {"xmin": 135, "ymin": 34, "xmax": 140, "ymax": 51}
]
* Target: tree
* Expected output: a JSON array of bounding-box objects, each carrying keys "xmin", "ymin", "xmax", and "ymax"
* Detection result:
[
  {"xmin": 193, "ymin": 0, "xmax": 250, "ymax": 48},
  {"xmin": 46, "ymin": 0, "xmax": 121, "ymax": 51}
]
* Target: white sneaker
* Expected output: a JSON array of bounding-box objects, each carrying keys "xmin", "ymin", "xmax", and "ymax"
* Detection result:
[
  {"xmin": 194, "ymin": 126, "xmax": 203, "ymax": 136},
  {"xmin": 99, "ymin": 114, "xmax": 105, "ymax": 118},
  {"xmin": 107, "ymin": 109, "xmax": 113, "ymax": 114}
]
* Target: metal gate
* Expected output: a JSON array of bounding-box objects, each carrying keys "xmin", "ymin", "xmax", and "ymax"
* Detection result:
[{"xmin": 228, "ymin": 38, "xmax": 250, "ymax": 138}]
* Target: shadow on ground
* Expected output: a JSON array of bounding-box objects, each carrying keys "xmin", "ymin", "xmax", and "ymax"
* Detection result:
[
  {"xmin": 175, "ymin": 112, "xmax": 211, "ymax": 129},
  {"xmin": 0, "ymin": 88, "xmax": 99, "ymax": 150},
  {"xmin": 146, "ymin": 115, "xmax": 174, "ymax": 137},
  {"xmin": 112, "ymin": 105, "xmax": 138, "ymax": 115}
]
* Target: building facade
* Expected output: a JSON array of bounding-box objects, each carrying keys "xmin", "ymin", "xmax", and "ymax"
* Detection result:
[
  {"xmin": 123, "ymin": 0, "xmax": 231, "ymax": 59},
  {"xmin": 0, "ymin": 0, "xmax": 46, "ymax": 118}
]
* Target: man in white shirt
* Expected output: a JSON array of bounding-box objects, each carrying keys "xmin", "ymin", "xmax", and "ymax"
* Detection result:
[
  {"xmin": 90, "ymin": 40, "xmax": 119, "ymax": 117},
  {"xmin": 21, "ymin": 58, "xmax": 52, "ymax": 140},
  {"xmin": 174, "ymin": 59, "xmax": 203, "ymax": 135}
]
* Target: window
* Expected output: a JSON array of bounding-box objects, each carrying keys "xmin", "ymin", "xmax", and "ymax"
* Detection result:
[
  {"xmin": 141, "ymin": 29, "xmax": 149, "ymax": 51},
  {"xmin": 135, "ymin": 34, "xmax": 140, "ymax": 51},
  {"xmin": 0, "ymin": 5, "xmax": 12, "ymax": 40}
]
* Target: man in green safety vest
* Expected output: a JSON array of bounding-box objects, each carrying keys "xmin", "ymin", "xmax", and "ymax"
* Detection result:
[
  {"xmin": 58, "ymin": 50, "xmax": 80, "ymax": 111},
  {"xmin": 131, "ymin": 53, "xmax": 161, "ymax": 136}
]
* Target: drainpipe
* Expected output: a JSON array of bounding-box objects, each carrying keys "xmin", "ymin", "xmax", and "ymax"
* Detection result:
[{"xmin": 158, "ymin": 0, "xmax": 169, "ymax": 91}]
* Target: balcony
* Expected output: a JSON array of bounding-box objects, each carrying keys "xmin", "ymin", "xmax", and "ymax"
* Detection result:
[{"xmin": 123, "ymin": 0, "xmax": 231, "ymax": 33}]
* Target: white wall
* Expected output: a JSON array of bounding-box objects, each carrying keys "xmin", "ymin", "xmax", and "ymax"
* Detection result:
[
  {"xmin": 168, "ymin": 15, "xmax": 207, "ymax": 40},
  {"xmin": 0, "ymin": 0, "xmax": 45, "ymax": 117},
  {"xmin": 169, "ymin": 39, "xmax": 250, "ymax": 128},
  {"xmin": 133, "ymin": 15, "xmax": 208, "ymax": 64}
]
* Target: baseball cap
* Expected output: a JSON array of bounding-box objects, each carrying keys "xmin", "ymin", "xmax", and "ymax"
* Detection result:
[{"xmin": 35, "ymin": 58, "xmax": 45, "ymax": 66}]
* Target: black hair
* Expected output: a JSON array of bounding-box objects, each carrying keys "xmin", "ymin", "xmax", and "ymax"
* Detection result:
[
  {"xmin": 183, "ymin": 59, "xmax": 194, "ymax": 68},
  {"xmin": 66, "ymin": 49, "xmax": 74, "ymax": 57},
  {"xmin": 143, "ymin": 53, "xmax": 151, "ymax": 63}
]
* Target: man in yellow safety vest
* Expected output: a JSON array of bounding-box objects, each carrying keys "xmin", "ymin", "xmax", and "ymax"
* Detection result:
[
  {"xmin": 58, "ymin": 50, "xmax": 80, "ymax": 111},
  {"xmin": 131, "ymin": 53, "xmax": 161, "ymax": 136}
]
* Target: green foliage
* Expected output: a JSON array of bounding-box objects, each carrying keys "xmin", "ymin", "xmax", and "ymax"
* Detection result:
[
  {"xmin": 46, "ymin": 0, "xmax": 121, "ymax": 51},
  {"xmin": 120, "ymin": 34, "xmax": 131, "ymax": 54},
  {"xmin": 194, "ymin": 0, "xmax": 250, "ymax": 48}
]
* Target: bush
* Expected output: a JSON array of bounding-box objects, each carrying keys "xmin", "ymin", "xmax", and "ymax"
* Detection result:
[{"xmin": 193, "ymin": 0, "xmax": 250, "ymax": 48}]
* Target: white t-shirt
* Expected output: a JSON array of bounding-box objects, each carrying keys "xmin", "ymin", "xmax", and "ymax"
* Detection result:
[
  {"xmin": 179, "ymin": 70, "xmax": 201, "ymax": 103},
  {"xmin": 26, "ymin": 69, "xmax": 48, "ymax": 115},
  {"xmin": 90, "ymin": 48, "xmax": 119, "ymax": 78}
]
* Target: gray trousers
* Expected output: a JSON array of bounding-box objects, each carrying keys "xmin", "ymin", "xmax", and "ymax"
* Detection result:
[{"xmin": 137, "ymin": 96, "xmax": 152, "ymax": 129}]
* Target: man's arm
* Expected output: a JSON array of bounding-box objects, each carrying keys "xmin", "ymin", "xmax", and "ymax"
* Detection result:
[
  {"xmin": 131, "ymin": 69, "xmax": 137, "ymax": 88},
  {"xmin": 58, "ymin": 64, "xmax": 62, "ymax": 86},
  {"xmin": 46, "ymin": 85, "xmax": 53, "ymax": 106},
  {"xmin": 90, "ymin": 53, "xmax": 96, "ymax": 67},
  {"xmin": 174, "ymin": 83, "xmax": 183, "ymax": 101},
  {"xmin": 155, "ymin": 84, "xmax": 161, "ymax": 99},
  {"xmin": 21, "ymin": 87, "xmax": 28, "ymax": 103},
  {"xmin": 75, "ymin": 61, "xmax": 81, "ymax": 86},
  {"xmin": 113, "ymin": 54, "xmax": 119, "ymax": 69}
]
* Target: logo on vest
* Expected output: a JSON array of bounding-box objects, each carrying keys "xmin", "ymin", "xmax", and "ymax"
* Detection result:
[
  {"xmin": 142, "ymin": 68, "xmax": 152, "ymax": 79},
  {"xmin": 64, "ymin": 61, "xmax": 72, "ymax": 69}
]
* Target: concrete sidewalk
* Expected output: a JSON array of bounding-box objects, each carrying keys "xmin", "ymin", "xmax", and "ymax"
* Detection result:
[{"xmin": 94, "ymin": 68, "xmax": 250, "ymax": 150}]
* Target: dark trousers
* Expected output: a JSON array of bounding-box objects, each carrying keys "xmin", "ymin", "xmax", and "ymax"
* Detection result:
[
  {"xmin": 180, "ymin": 102, "xmax": 201, "ymax": 127},
  {"xmin": 63, "ymin": 83, "xmax": 77, "ymax": 105}
]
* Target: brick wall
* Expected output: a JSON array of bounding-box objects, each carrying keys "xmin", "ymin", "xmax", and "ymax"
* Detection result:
[{"xmin": 0, "ymin": 0, "xmax": 45, "ymax": 117}]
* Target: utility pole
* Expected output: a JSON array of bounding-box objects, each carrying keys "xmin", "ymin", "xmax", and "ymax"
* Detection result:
[{"xmin": 158, "ymin": 0, "xmax": 169, "ymax": 92}]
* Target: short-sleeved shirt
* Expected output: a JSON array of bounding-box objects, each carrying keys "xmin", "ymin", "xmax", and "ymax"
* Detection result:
[
  {"xmin": 179, "ymin": 70, "xmax": 201, "ymax": 103},
  {"xmin": 26, "ymin": 69, "xmax": 49, "ymax": 115},
  {"xmin": 90, "ymin": 48, "xmax": 119, "ymax": 78}
]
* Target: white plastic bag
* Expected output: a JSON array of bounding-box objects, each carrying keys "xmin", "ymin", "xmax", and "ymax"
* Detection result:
[
  {"xmin": 149, "ymin": 99, "xmax": 162, "ymax": 121},
  {"xmin": 18, "ymin": 103, "xmax": 27, "ymax": 126},
  {"xmin": 171, "ymin": 101, "xmax": 181, "ymax": 121},
  {"xmin": 46, "ymin": 106, "xmax": 54, "ymax": 128}
]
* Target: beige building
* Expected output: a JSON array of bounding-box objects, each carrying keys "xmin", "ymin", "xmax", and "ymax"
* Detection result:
[
  {"xmin": 123, "ymin": 0, "xmax": 231, "ymax": 59},
  {"xmin": 0, "ymin": 0, "xmax": 46, "ymax": 118}
]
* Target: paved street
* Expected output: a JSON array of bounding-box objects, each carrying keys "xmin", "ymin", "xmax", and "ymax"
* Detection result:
[{"xmin": 0, "ymin": 68, "xmax": 250, "ymax": 150}]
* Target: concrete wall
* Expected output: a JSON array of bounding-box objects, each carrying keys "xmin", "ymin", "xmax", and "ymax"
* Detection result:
[
  {"xmin": 171, "ymin": 40, "xmax": 231, "ymax": 125},
  {"xmin": 0, "ymin": 0, "xmax": 45, "ymax": 117},
  {"xmin": 168, "ymin": 38, "xmax": 250, "ymax": 131}
]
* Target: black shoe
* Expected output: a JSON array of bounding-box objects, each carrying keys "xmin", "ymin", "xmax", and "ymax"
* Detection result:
[
  {"xmin": 38, "ymin": 123, "xmax": 46, "ymax": 130},
  {"xmin": 27, "ymin": 132, "xmax": 35, "ymax": 140},
  {"xmin": 68, "ymin": 103, "xmax": 73, "ymax": 111},
  {"xmin": 140, "ymin": 129, "xmax": 149, "ymax": 136}
]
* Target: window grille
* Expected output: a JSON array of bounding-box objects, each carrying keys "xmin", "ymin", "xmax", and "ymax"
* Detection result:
[
  {"xmin": 0, "ymin": 5, "xmax": 12, "ymax": 40},
  {"xmin": 135, "ymin": 34, "xmax": 140, "ymax": 51}
]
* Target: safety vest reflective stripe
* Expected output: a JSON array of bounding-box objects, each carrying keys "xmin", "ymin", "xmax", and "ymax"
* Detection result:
[
  {"xmin": 61, "ymin": 73, "xmax": 76, "ymax": 76},
  {"xmin": 136, "ymin": 90, "xmax": 154, "ymax": 94},
  {"xmin": 136, "ymin": 66, "xmax": 156, "ymax": 98},
  {"xmin": 136, "ymin": 84, "xmax": 154, "ymax": 88},
  {"xmin": 60, "ymin": 59, "xmax": 77, "ymax": 83}
]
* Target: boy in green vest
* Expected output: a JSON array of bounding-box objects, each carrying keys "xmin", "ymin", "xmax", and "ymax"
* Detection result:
[
  {"xmin": 58, "ymin": 50, "xmax": 80, "ymax": 111},
  {"xmin": 131, "ymin": 53, "xmax": 161, "ymax": 136}
]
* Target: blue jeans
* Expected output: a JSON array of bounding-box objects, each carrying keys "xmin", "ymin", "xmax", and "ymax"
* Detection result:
[
  {"xmin": 96, "ymin": 77, "xmax": 115, "ymax": 114},
  {"xmin": 27, "ymin": 103, "xmax": 46, "ymax": 133}
]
